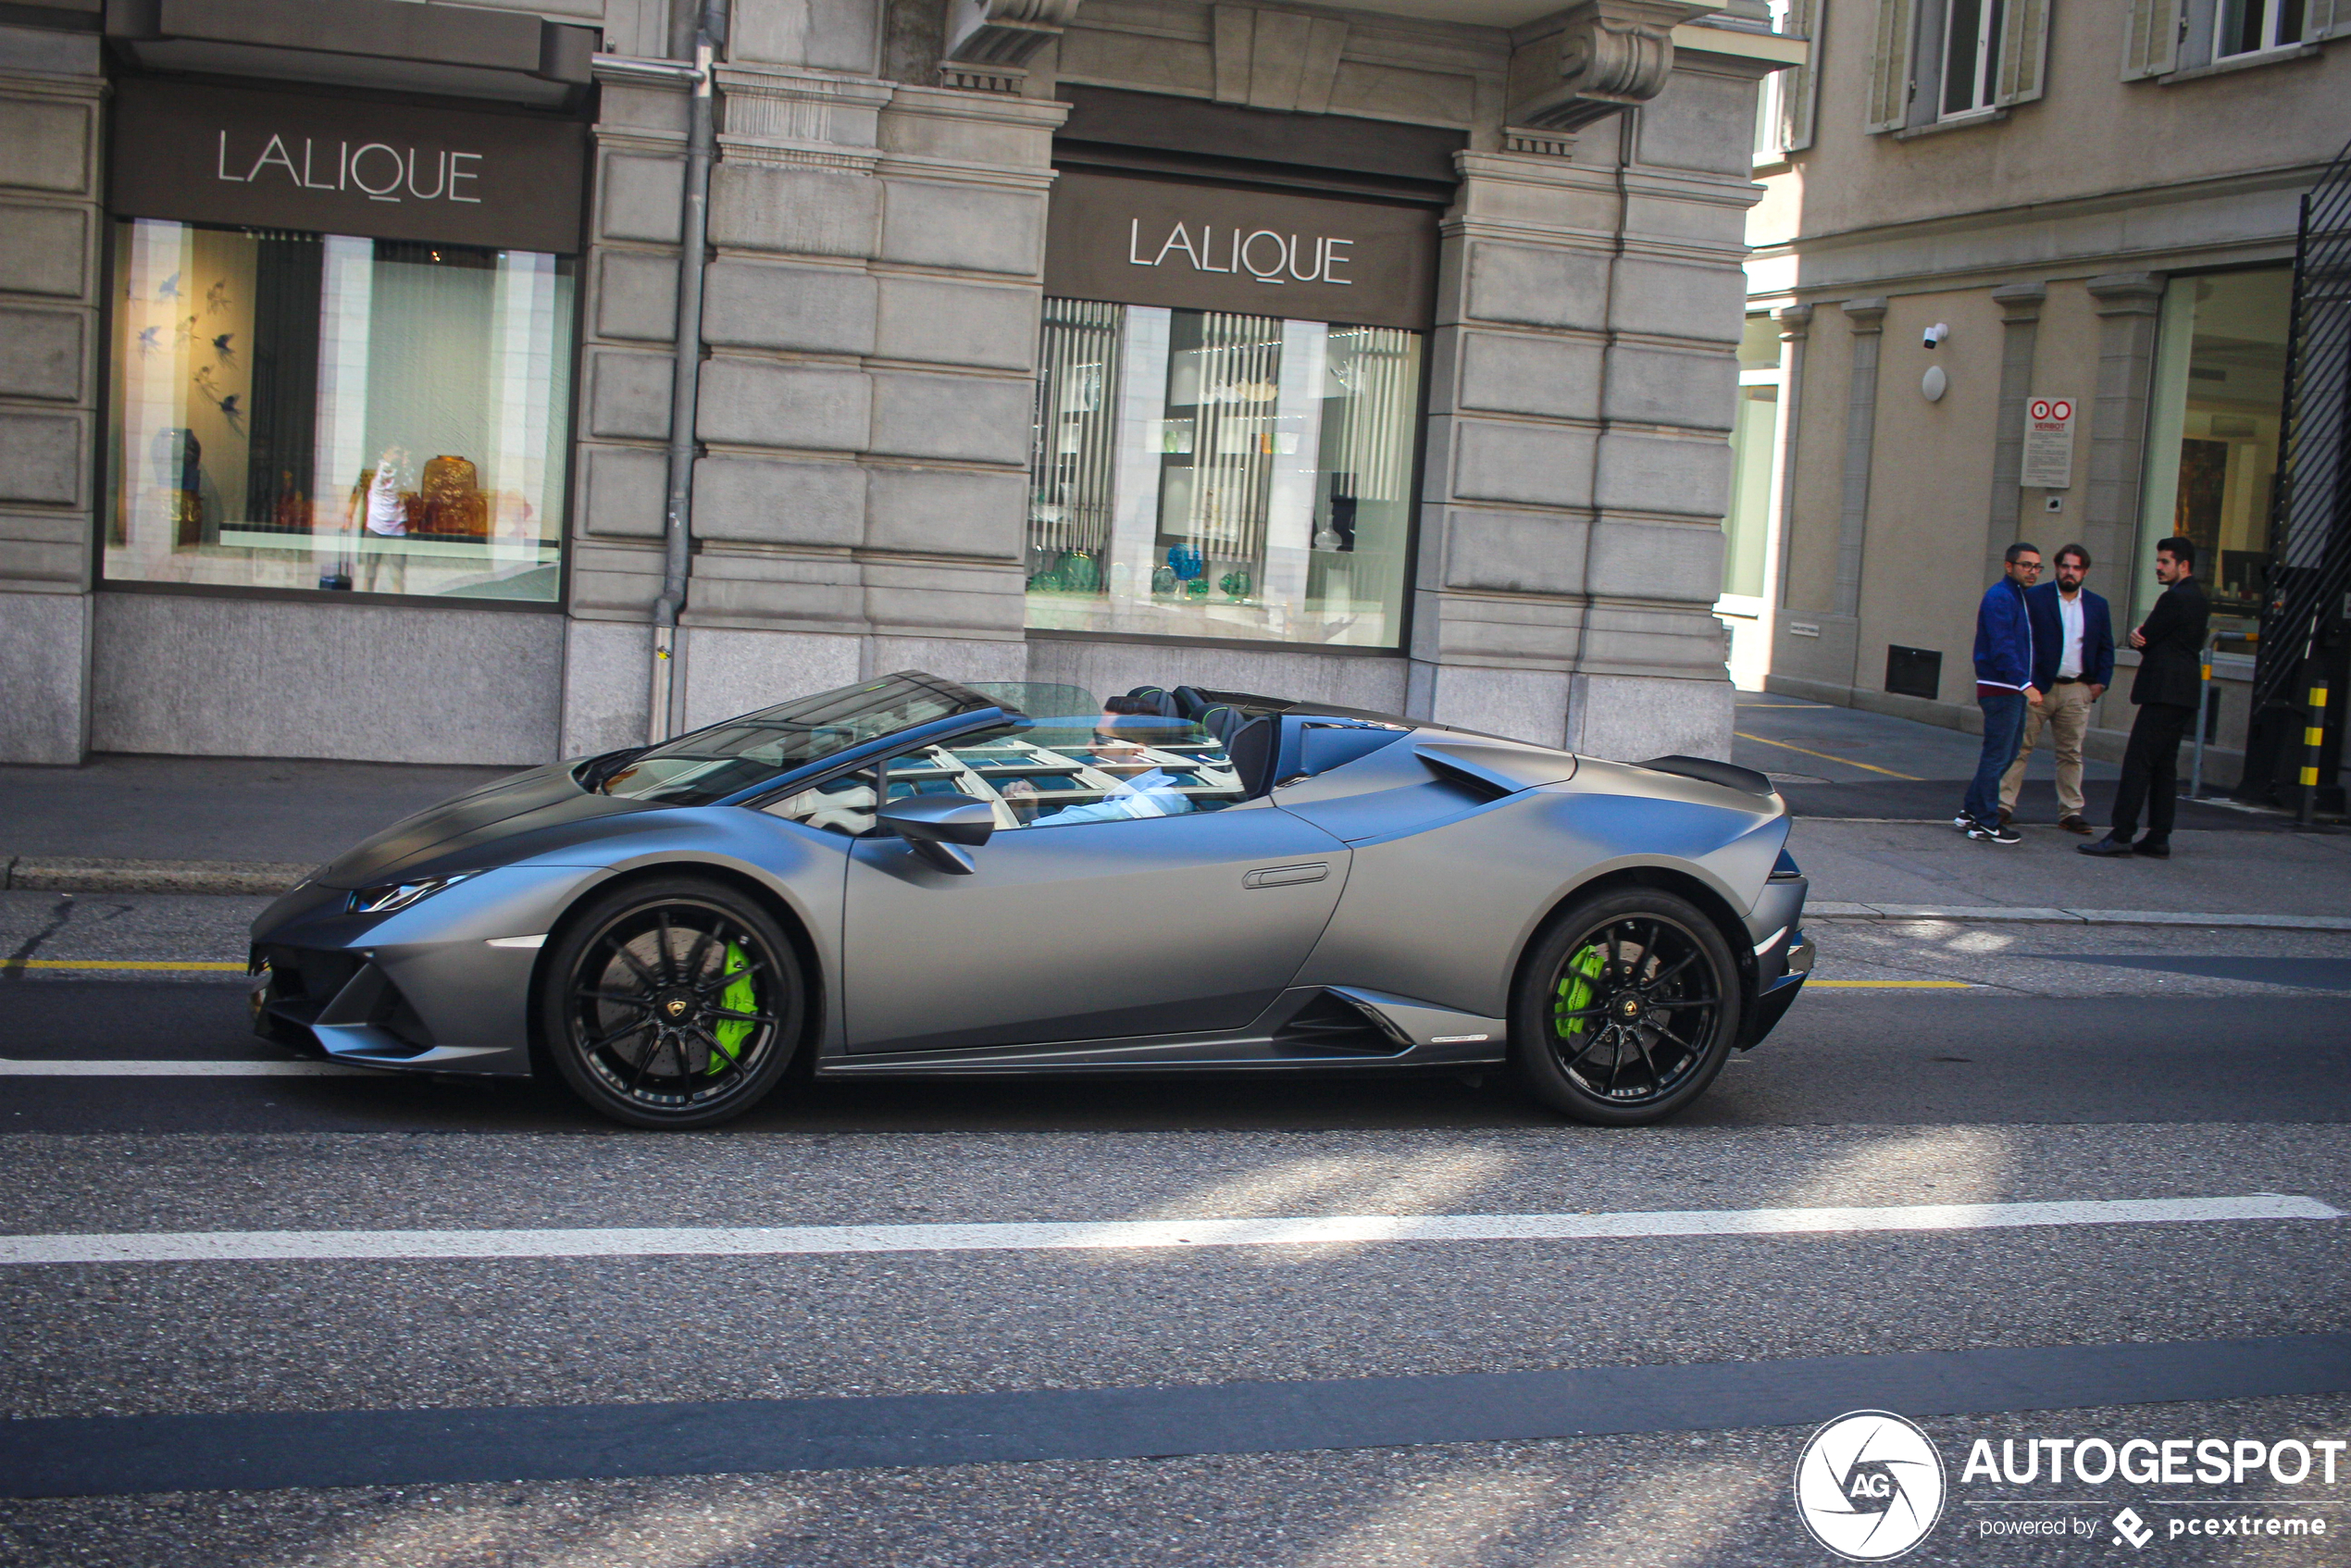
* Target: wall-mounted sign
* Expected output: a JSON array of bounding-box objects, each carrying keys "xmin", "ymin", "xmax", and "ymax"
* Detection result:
[
  {"xmin": 2021, "ymin": 396, "xmax": 2075, "ymax": 490},
  {"xmin": 110, "ymin": 80, "xmax": 586, "ymax": 255},
  {"xmin": 1044, "ymin": 169, "xmax": 1437, "ymax": 330}
]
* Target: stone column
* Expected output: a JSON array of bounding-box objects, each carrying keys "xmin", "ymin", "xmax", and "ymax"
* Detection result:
[
  {"xmin": 1831, "ymin": 297, "xmax": 1885, "ymax": 622},
  {"xmin": 1411, "ymin": 43, "xmax": 1765, "ymax": 760},
  {"xmin": 1984, "ymin": 281, "xmax": 2046, "ymax": 585},
  {"xmin": 559, "ymin": 9, "xmax": 1067, "ymax": 749},
  {"xmin": 2084, "ymin": 272, "xmax": 2165, "ymax": 604},
  {"xmin": 562, "ymin": 56, "xmax": 696, "ymax": 756},
  {"xmin": 1767, "ymin": 301, "xmax": 1811, "ymax": 615},
  {"xmin": 0, "ymin": 29, "xmax": 102, "ymax": 764}
]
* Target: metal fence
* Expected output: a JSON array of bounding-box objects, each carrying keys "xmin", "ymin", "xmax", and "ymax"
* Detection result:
[{"xmin": 2244, "ymin": 134, "xmax": 2351, "ymax": 810}]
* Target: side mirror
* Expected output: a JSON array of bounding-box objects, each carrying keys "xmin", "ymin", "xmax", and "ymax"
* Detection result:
[{"xmin": 875, "ymin": 794, "xmax": 995, "ymax": 875}]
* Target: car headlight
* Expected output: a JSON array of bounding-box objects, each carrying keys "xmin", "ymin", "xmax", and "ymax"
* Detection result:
[{"xmin": 347, "ymin": 873, "xmax": 476, "ymax": 915}]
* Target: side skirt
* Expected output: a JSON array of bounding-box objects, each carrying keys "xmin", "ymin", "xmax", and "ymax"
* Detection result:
[{"xmin": 815, "ymin": 987, "xmax": 1510, "ymax": 1078}]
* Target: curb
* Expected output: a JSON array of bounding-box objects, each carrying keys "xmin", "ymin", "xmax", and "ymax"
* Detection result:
[
  {"xmin": 1, "ymin": 856, "xmax": 309, "ymax": 897},
  {"xmin": 1808, "ymin": 901, "xmax": 2351, "ymax": 932}
]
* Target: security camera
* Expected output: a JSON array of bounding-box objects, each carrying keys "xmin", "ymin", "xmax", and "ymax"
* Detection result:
[{"xmin": 1923, "ymin": 322, "xmax": 1950, "ymax": 349}]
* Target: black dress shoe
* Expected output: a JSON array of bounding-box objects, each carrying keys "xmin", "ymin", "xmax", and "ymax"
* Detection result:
[
  {"xmin": 2078, "ymin": 836, "xmax": 2133, "ymax": 857},
  {"xmin": 2133, "ymin": 840, "xmax": 2171, "ymax": 859}
]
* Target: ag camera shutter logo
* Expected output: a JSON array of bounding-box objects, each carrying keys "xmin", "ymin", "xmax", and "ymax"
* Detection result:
[{"xmin": 1794, "ymin": 1410, "xmax": 1947, "ymax": 1560}]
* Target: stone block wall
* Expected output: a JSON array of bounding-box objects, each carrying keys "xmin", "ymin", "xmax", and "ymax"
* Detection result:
[
  {"xmin": 560, "ymin": 51, "xmax": 1068, "ymax": 755},
  {"xmin": 0, "ymin": 28, "xmax": 100, "ymax": 765}
]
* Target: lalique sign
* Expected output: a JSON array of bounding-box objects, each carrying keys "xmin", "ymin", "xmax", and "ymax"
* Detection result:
[
  {"xmin": 1046, "ymin": 169, "xmax": 1437, "ymax": 330},
  {"xmin": 111, "ymin": 81, "xmax": 587, "ymax": 255}
]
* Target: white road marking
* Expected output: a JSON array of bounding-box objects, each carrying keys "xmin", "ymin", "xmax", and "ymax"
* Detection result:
[
  {"xmin": 0, "ymin": 1060, "xmax": 378, "ymax": 1077},
  {"xmin": 0, "ymin": 1196, "xmax": 2332, "ymax": 1267}
]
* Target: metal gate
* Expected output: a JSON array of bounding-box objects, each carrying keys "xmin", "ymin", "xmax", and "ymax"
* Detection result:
[{"xmin": 2239, "ymin": 134, "xmax": 2351, "ymax": 815}]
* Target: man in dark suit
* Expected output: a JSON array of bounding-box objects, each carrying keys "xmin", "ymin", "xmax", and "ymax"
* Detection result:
[
  {"xmin": 2081, "ymin": 537, "xmax": 2210, "ymax": 859},
  {"xmin": 1998, "ymin": 542, "xmax": 2115, "ymax": 833}
]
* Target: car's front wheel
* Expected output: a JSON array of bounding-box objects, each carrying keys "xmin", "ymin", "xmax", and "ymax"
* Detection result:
[
  {"xmin": 540, "ymin": 877, "xmax": 804, "ymax": 1129},
  {"xmin": 1510, "ymin": 889, "xmax": 1742, "ymax": 1126}
]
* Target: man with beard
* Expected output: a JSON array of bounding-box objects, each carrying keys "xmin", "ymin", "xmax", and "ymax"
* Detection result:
[
  {"xmin": 1998, "ymin": 542, "xmax": 2113, "ymax": 833},
  {"xmin": 2081, "ymin": 537, "xmax": 2209, "ymax": 860}
]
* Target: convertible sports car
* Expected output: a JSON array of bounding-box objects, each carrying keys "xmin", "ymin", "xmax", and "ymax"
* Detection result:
[{"xmin": 250, "ymin": 672, "xmax": 1811, "ymax": 1129}]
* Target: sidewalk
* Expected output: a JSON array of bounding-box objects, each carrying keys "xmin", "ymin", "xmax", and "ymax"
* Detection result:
[
  {"xmin": 1728, "ymin": 693, "xmax": 2321, "ymax": 831},
  {"xmin": 0, "ymin": 753, "xmax": 516, "ymax": 891},
  {"xmin": 2, "ymin": 719, "xmax": 2344, "ymax": 927}
]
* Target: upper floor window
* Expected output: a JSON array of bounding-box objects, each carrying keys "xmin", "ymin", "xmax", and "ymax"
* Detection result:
[
  {"xmin": 1942, "ymin": 0, "xmax": 2008, "ymax": 114},
  {"xmin": 2217, "ymin": 0, "xmax": 2305, "ymax": 56},
  {"xmin": 1864, "ymin": 0, "xmax": 2048, "ymax": 133}
]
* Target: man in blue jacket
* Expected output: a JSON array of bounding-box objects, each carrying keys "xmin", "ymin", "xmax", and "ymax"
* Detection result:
[
  {"xmin": 1996, "ymin": 542, "xmax": 2114, "ymax": 833},
  {"xmin": 1955, "ymin": 541, "xmax": 2042, "ymax": 844}
]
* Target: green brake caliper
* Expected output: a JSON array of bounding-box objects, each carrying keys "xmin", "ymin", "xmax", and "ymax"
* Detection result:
[
  {"xmin": 709, "ymin": 941, "xmax": 756, "ymax": 1075},
  {"xmin": 1553, "ymin": 943, "xmax": 1607, "ymax": 1042}
]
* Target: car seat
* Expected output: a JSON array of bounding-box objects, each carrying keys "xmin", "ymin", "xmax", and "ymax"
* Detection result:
[
  {"xmin": 1195, "ymin": 703, "xmax": 1247, "ymax": 744},
  {"xmin": 1226, "ymin": 716, "xmax": 1280, "ymax": 798},
  {"xmin": 1171, "ymin": 685, "xmax": 1212, "ymax": 719},
  {"xmin": 1123, "ymin": 686, "xmax": 1181, "ymax": 718}
]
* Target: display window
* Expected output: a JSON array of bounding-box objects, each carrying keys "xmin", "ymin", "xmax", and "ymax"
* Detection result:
[
  {"xmin": 105, "ymin": 218, "xmax": 575, "ymax": 603},
  {"xmin": 2135, "ymin": 267, "xmax": 2290, "ymax": 628},
  {"xmin": 1024, "ymin": 299, "xmax": 1420, "ymax": 648}
]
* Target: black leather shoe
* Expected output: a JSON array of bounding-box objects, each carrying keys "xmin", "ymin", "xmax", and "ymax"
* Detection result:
[
  {"xmin": 2133, "ymin": 840, "xmax": 2171, "ymax": 859},
  {"xmin": 2077, "ymin": 836, "xmax": 2133, "ymax": 857}
]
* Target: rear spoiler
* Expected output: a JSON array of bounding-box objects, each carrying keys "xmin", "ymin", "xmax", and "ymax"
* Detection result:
[{"xmin": 1637, "ymin": 754, "xmax": 1777, "ymax": 798}]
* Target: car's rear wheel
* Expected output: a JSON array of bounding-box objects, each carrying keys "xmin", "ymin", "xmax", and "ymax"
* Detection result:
[
  {"xmin": 541, "ymin": 877, "xmax": 803, "ymax": 1129},
  {"xmin": 1510, "ymin": 889, "xmax": 1742, "ymax": 1126}
]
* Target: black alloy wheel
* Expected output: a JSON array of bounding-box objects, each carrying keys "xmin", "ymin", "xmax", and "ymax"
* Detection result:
[
  {"xmin": 541, "ymin": 877, "xmax": 803, "ymax": 1129},
  {"xmin": 1510, "ymin": 889, "xmax": 1742, "ymax": 1126}
]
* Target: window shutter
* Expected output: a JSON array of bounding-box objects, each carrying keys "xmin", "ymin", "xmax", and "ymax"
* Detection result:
[
  {"xmin": 1782, "ymin": 0, "xmax": 1822, "ymax": 151},
  {"xmin": 2307, "ymin": 0, "xmax": 2344, "ymax": 39},
  {"xmin": 2121, "ymin": 0, "xmax": 2180, "ymax": 79},
  {"xmin": 1995, "ymin": 0, "xmax": 2049, "ymax": 103},
  {"xmin": 1863, "ymin": 0, "xmax": 1915, "ymax": 133}
]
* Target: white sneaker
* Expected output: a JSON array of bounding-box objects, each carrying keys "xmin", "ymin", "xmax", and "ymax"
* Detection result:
[
  {"xmin": 1952, "ymin": 814, "xmax": 1973, "ymax": 831},
  {"xmin": 1965, "ymin": 822, "xmax": 2022, "ymax": 845}
]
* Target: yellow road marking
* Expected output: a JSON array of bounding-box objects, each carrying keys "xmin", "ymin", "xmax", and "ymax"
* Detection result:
[
  {"xmin": 1734, "ymin": 732, "xmax": 1923, "ymax": 780},
  {"xmin": 1809, "ymin": 979, "xmax": 1976, "ymax": 989},
  {"xmin": 6, "ymin": 959, "xmax": 245, "ymax": 972}
]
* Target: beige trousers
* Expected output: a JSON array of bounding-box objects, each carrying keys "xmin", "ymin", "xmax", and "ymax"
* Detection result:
[{"xmin": 1998, "ymin": 679, "xmax": 2094, "ymax": 816}]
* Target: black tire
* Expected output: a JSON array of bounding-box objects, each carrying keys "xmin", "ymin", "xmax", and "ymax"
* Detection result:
[
  {"xmin": 1510, "ymin": 889, "xmax": 1743, "ymax": 1126},
  {"xmin": 540, "ymin": 876, "xmax": 805, "ymax": 1129}
]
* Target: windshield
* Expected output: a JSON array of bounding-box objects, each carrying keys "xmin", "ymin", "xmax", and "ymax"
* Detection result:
[{"xmin": 599, "ymin": 672, "xmax": 1005, "ymax": 804}]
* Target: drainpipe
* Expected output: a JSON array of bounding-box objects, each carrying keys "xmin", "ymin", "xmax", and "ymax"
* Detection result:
[{"xmin": 648, "ymin": 0, "xmax": 729, "ymax": 745}]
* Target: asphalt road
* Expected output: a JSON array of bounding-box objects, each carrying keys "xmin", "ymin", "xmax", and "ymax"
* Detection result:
[{"xmin": 4, "ymin": 895, "xmax": 2351, "ymax": 1565}]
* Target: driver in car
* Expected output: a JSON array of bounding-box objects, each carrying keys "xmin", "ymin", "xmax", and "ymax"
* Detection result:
[{"xmin": 1001, "ymin": 695, "xmax": 1195, "ymax": 827}]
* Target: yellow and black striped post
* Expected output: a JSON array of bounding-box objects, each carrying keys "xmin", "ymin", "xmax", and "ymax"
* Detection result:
[{"xmin": 2303, "ymin": 680, "xmax": 2331, "ymax": 825}]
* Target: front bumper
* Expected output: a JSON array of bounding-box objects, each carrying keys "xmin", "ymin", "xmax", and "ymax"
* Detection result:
[{"xmin": 249, "ymin": 864, "xmax": 600, "ymax": 1076}]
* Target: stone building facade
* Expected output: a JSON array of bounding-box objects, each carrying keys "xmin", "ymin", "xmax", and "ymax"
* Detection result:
[
  {"xmin": 1727, "ymin": 0, "xmax": 2351, "ymax": 779},
  {"xmin": 0, "ymin": 0, "xmax": 1789, "ymax": 768}
]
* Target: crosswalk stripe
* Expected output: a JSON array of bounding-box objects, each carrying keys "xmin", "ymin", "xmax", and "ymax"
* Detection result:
[{"xmin": 0, "ymin": 1195, "xmax": 2332, "ymax": 1266}]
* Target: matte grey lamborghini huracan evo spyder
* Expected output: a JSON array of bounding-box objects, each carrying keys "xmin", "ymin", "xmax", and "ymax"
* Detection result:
[{"xmin": 250, "ymin": 671, "xmax": 1812, "ymax": 1129}]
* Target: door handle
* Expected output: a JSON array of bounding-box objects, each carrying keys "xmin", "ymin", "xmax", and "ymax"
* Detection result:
[{"xmin": 1243, "ymin": 862, "xmax": 1328, "ymax": 889}]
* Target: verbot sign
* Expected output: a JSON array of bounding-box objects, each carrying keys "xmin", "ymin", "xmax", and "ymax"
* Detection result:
[{"xmin": 2022, "ymin": 397, "xmax": 2076, "ymax": 490}]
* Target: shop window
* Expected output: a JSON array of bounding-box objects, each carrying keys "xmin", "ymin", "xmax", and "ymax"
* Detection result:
[
  {"xmin": 1024, "ymin": 300, "xmax": 1419, "ymax": 649},
  {"xmin": 106, "ymin": 219, "xmax": 574, "ymax": 603},
  {"xmin": 2134, "ymin": 268, "xmax": 2290, "ymax": 628}
]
